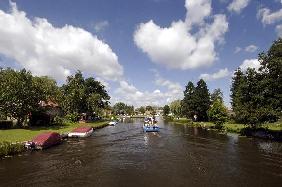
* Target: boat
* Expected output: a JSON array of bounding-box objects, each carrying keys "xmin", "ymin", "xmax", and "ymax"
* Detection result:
[
  {"xmin": 108, "ymin": 121, "xmax": 118, "ymax": 126},
  {"xmin": 31, "ymin": 132, "xmax": 61, "ymax": 150},
  {"xmin": 143, "ymin": 124, "xmax": 160, "ymax": 132},
  {"xmin": 68, "ymin": 126, "xmax": 93, "ymax": 138}
]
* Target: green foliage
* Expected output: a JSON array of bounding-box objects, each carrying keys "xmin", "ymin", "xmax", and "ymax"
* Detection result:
[
  {"xmin": 0, "ymin": 120, "xmax": 13, "ymax": 129},
  {"xmin": 208, "ymin": 99, "xmax": 228, "ymax": 129},
  {"xmin": 182, "ymin": 80, "xmax": 211, "ymax": 121},
  {"xmin": 210, "ymin": 88, "xmax": 223, "ymax": 103},
  {"xmin": 182, "ymin": 81, "xmax": 195, "ymax": 119},
  {"xmin": 0, "ymin": 68, "xmax": 44, "ymax": 126},
  {"xmin": 137, "ymin": 106, "xmax": 145, "ymax": 114},
  {"xmin": 61, "ymin": 71, "xmax": 110, "ymax": 116},
  {"xmin": 170, "ymin": 100, "xmax": 182, "ymax": 118},
  {"xmin": 65, "ymin": 113, "xmax": 80, "ymax": 123},
  {"xmin": 163, "ymin": 105, "xmax": 170, "ymax": 116},
  {"xmin": 52, "ymin": 116, "xmax": 64, "ymax": 125},
  {"xmin": 113, "ymin": 102, "xmax": 134, "ymax": 115},
  {"xmin": 231, "ymin": 39, "xmax": 282, "ymax": 126},
  {"xmin": 0, "ymin": 141, "xmax": 25, "ymax": 158}
]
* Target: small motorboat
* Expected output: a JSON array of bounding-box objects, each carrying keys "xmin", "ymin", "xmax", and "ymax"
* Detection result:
[
  {"xmin": 108, "ymin": 121, "xmax": 118, "ymax": 126},
  {"xmin": 68, "ymin": 126, "xmax": 93, "ymax": 138},
  {"xmin": 143, "ymin": 124, "xmax": 160, "ymax": 132},
  {"xmin": 31, "ymin": 132, "xmax": 61, "ymax": 150}
]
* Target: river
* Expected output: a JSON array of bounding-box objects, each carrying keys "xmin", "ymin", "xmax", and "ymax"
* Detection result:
[{"xmin": 0, "ymin": 118, "xmax": 282, "ymax": 186}]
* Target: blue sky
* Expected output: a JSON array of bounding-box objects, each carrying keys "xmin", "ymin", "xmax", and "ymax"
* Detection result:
[{"xmin": 0, "ymin": 0, "xmax": 281, "ymax": 107}]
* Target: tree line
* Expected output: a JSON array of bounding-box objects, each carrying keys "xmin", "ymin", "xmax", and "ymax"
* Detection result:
[
  {"xmin": 167, "ymin": 38, "xmax": 282, "ymax": 128},
  {"xmin": 0, "ymin": 69, "xmax": 110, "ymax": 127}
]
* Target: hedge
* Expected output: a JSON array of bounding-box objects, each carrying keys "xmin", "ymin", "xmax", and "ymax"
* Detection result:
[{"xmin": 0, "ymin": 120, "xmax": 13, "ymax": 129}]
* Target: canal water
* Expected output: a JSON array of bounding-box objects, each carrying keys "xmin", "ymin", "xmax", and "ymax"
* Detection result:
[{"xmin": 0, "ymin": 118, "xmax": 282, "ymax": 186}]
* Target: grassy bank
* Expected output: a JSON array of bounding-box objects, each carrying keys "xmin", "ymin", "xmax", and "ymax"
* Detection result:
[
  {"xmin": 171, "ymin": 118, "xmax": 282, "ymax": 134},
  {"xmin": 0, "ymin": 120, "xmax": 109, "ymax": 143}
]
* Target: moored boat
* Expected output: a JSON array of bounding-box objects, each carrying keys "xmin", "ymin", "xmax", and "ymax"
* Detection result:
[
  {"xmin": 108, "ymin": 121, "xmax": 118, "ymax": 126},
  {"xmin": 68, "ymin": 126, "xmax": 93, "ymax": 138},
  {"xmin": 32, "ymin": 132, "xmax": 61, "ymax": 150}
]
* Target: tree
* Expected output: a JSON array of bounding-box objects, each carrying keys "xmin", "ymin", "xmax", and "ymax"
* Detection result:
[
  {"xmin": 0, "ymin": 68, "xmax": 44, "ymax": 126},
  {"xmin": 182, "ymin": 81, "xmax": 195, "ymax": 119},
  {"xmin": 208, "ymin": 99, "xmax": 228, "ymax": 129},
  {"xmin": 138, "ymin": 106, "xmax": 145, "ymax": 114},
  {"xmin": 113, "ymin": 102, "xmax": 126, "ymax": 115},
  {"xmin": 210, "ymin": 88, "xmax": 223, "ymax": 103},
  {"xmin": 163, "ymin": 105, "xmax": 170, "ymax": 117},
  {"xmin": 193, "ymin": 79, "xmax": 210, "ymax": 121},
  {"xmin": 61, "ymin": 71, "xmax": 110, "ymax": 116},
  {"xmin": 170, "ymin": 100, "xmax": 182, "ymax": 118}
]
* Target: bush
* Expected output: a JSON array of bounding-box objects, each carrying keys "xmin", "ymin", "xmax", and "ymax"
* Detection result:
[
  {"xmin": 52, "ymin": 116, "xmax": 64, "ymax": 125},
  {"xmin": 0, "ymin": 141, "xmax": 25, "ymax": 157},
  {"xmin": 0, "ymin": 120, "xmax": 13, "ymax": 129},
  {"xmin": 65, "ymin": 113, "xmax": 79, "ymax": 123}
]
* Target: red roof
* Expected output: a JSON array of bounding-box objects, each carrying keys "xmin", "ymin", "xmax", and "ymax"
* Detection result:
[
  {"xmin": 72, "ymin": 126, "xmax": 92, "ymax": 133},
  {"xmin": 32, "ymin": 132, "xmax": 61, "ymax": 149}
]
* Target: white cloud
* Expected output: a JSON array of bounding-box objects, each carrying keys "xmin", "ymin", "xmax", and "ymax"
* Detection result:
[
  {"xmin": 112, "ymin": 71, "xmax": 183, "ymax": 107},
  {"xmin": 134, "ymin": 0, "xmax": 228, "ymax": 70},
  {"xmin": 239, "ymin": 59, "xmax": 261, "ymax": 72},
  {"xmin": 276, "ymin": 24, "xmax": 282, "ymax": 37},
  {"xmin": 234, "ymin": 46, "xmax": 242, "ymax": 53},
  {"xmin": 94, "ymin": 20, "xmax": 109, "ymax": 32},
  {"xmin": 245, "ymin": 45, "xmax": 258, "ymax": 53},
  {"xmin": 228, "ymin": 0, "xmax": 250, "ymax": 13},
  {"xmin": 199, "ymin": 68, "xmax": 230, "ymax": 81},
  {"xmin": 0, "ymin": 2, "xmax": 123, "ymax": 81},
  {"xmin": 257, "ymin": 7, "xmax": 282, "ymax": 25}
]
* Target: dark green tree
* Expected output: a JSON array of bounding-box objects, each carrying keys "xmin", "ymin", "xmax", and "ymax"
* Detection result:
[
  {"xmin": 193, "ymin": 79, "xmax": 210, "ymax": 121},
  {"xmin": 163, "ymin": 105, "xmax": 170, "ymax": 117},
  {"xmin": 182, "ymin": 81, "xmax": 195, "ymax": 119},
  {"xmin": 210, "ymin": 88, "xmax": 223, "ymax": 103},
  {"xmin": 0, "ymin": 68, "xmax": 44, "ymax": 126}
]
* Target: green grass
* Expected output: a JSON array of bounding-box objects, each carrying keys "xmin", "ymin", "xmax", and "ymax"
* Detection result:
[
  {"xmin": 0, "ymin": 121, "xmax": 109, "ymax": 143},
  {"xmin": 171, "ymin": 118, "xmax": 282, "ymax": 133}
]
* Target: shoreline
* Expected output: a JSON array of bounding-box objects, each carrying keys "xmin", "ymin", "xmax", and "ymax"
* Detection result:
[
  {"xmin": 170, "ymin": 118, "xmax": 282, "ymax": 142},
  {"xmin": 0, "ymin": 120, "xmax": 109, "ymax": 158}
]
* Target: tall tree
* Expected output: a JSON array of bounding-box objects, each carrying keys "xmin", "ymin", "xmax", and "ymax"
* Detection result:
[
  {"xmin": 182, "ymin": 81, "xmax": 195, "ymax": 119},
  {"xmin": 163, "ymin": 105, "xmax": 170, "ymax": 117},
  {"xmin": 208, "ymin": 98, "xmax": 228, "ymax": 129},
  {"xmin": 0, "ymin": 68, "xmax": 43, "ymax": 126},
  {"xmin": 193, "ymin": 79, "xmax": 210, "ymax": 121},
  {"xmin": 170, "ymin": 100, "xmax": 182, "ymax": 118},
  {"xmin": 210, "ymin": 88, "xmax": 223, "ymax": 103}
]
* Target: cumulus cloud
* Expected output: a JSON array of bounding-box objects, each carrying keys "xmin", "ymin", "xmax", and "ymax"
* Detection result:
[
  {"xmin": 134, "ymin": 0, "xmax": 228, "ymax": 70},
  {"xmin": 257, "ymin": 7, "xmax": 282, "ymax": 25},
  {"xmin": 239, "ymin": 59, "xmax": 261, "ymax": 72},
  {"xmin": 112, "ymin": 71, "xmax": 183, "ymax": 107},
  {"xmin": 199, "ymin": 68, "xmax": 230, "ymax": 81},
  {"xmin": 245, "ymin": 45, "xmax": 258, "ymax": 53},
  {"xmin": 228, "ymin": 0, "xmax": 250, "ymax": 13},
  {"xmin": 94, "ymin": 20, "xmax": 109, "ymax": 32},
  {"xmin": 0, "ymin": 2, "xmax": 123, "ymax": 81}
]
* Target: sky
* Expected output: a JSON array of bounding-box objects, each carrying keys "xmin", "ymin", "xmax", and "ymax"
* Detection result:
[{"xmin": 0, "ymin": 0, "xmax": 281, "ymax": 107}]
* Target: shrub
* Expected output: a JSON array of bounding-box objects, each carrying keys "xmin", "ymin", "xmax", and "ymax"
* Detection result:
[
  {"xmin": 52, "ymin": 116, "xmax": 64, "ymax": 125},
  {"xmin": 0, "ymin": 120, "xmax": 13, "ymax": 129},
  {"xmin": 65, "ymin": 113, "xmax": 79, "ymax": 123},
  {"xmin": 0, "ymin": 141, "xmax": 25, "ymax": 157}
]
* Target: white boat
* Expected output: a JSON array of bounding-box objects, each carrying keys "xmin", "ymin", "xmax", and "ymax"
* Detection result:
[
  {"xmin": 108, "ymin": 121, "xmax": 118, "ymax": 126},
  {"xmin": 68, "ymin": 126, "xmax": 93, "ymax": 138}
]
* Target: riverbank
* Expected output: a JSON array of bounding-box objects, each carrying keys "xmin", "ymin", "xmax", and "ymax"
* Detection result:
[
  {"xmin": 0, "ymin": 120, "xmax": 109, "ymax": 143},
  {"xmin": 171, "ymin": 118, "xmax": 282, "ymax": 141},
  {"xmin": 0, "ymin": 120, "xmax": 109, "ymax": 158}
]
